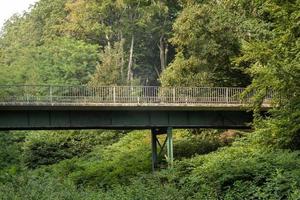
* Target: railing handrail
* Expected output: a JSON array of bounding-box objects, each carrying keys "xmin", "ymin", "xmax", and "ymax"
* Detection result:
[
  {"xmin": 0, "ymin": 85, "xmax": 245, "ymax": 88},
  {"xmin": 0, "ymin": 85, "xmax": 274, "ymax": 106}
]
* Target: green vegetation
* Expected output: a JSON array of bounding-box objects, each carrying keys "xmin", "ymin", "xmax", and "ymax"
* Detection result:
[{"xmin": 0, "ymin": 0, "xmax": 299, "ymax": 199}]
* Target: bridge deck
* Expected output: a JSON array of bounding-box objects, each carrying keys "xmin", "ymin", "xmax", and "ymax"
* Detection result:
[
  {"xmin": 0, "ymin": 102, "xmax": 271, "ymax": 111},
  {"xmin": 0, "ymin": 85, "xmax": 273, "ymax": 130}
]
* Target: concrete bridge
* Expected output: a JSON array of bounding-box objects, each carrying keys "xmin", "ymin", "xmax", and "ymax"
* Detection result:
[{"xmin": 0, "ymin": 85, "xmax": 273, "ymax": 170}]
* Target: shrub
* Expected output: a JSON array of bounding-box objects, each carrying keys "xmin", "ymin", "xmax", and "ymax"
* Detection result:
[
  {"xmin": 0, "ymin": 132, "xmax": 25, "ymax": 170},
  {"xmin": 174, "ymin": 133, "xmax": 222, "ymax": 158},
  {"xmin": 23, "ymin": 130, "xmax": 121, "ymax": 168},
  {"xmin": 0, "ymin": 172, "xmax": 105, "ymax": 200},
  {"xmin": 0, "ymin": 172, "xmax": 187, "ymax": 200},
  {"xmin": 99, "ymin": 174, "xmax": 186, "ymax": 200},
  {"xmin": 50, "ymin": 131, "xmax": 152, "ymax": 188},
  {"xmin": 173, "ymin": 144, "xmax": 300, "ymax": 199},
  {"xmin": 174, "ymin": 129, "xmax": 242, "ymax": 159}
]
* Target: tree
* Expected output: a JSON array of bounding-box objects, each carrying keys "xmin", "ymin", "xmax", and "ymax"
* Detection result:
[
  {"xmin": 0, "ymin": 0, "xmax": 71, "ymax": 85},
  {"xmin": 62, "ymin": 0, "xmax": 181, "ymax": 86},
  {"xmin": 234, "ymin": 0, "xmax": 300, "ymax": 148},
  {"xmin": 160, "ymin": 1, "xmax": 250, "ymax": 87},
  {"xmin": 89, "ymin": 40, "xmax": 126, "ymax": 86}
]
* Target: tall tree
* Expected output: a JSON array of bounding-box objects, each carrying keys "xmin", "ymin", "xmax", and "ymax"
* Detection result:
[
  {"xmin": 62, "ymin": 0, "xmax": 181, "ymax": 86},
  {"xmin": 89, "ymin": 40, "xmax": 126, "ymax": 86},
  {"xmin": 234, "ymin": 0, "xmax": 300, "ymax": 148},
  {"xmin": 160, "ymin": 1, "xmax": 250, "ymax": 87}
]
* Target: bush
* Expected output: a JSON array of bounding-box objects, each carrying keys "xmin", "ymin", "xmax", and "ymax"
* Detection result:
[
  {"xmin": 23, "ymin": 130, "xmax": 121, "ymax": 169},
  {"xmin": 172, "ymin": 144, "xmax": 300, "ymax": 199},
  {"xmin": 174, "ymin": 130, "xmax": 222, "ymax": 158},
  {"xmin": 0, "ymin": 132, "xmax": 25, "ymax": 170},
  {"xmin": 174, "ymin": 129, "xmax": 243, "ymax": 159},
  {"xmin": 0, "ymin": 172, "xmax": 105, "ymax": 200},
  {"xmin": 49, "ymin": 131, "xmax": 152, "ymax": 188},
  {"xmin": 99, "ymin": 174, "xmax": 186, "ymax": 200},
  {"xmin": 0, "ymin": 172, "xmax": 187, "ymax": 200},
  {"xmin": 2, "ymin": 129, "xmax": 300, "ymax": 199}
]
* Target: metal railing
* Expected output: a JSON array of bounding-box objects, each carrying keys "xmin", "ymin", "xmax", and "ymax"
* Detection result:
[{"xmin": 0, "ymin": 85, "xmax": 274, "ymax": 105}]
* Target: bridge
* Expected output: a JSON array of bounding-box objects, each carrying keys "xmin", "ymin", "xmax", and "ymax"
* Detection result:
[{"xmin": 0, "ymin": 85, "xmax": 273, "ymax": 170}]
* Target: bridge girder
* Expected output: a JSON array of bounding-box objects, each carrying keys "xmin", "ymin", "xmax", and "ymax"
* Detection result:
[{"xmin": 0, "ymin": 109, "xmax": 252, "ymax": 130}]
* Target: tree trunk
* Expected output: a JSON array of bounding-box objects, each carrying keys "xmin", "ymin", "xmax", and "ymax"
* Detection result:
[
  {"xmin": 121, "ymin": 44, "xmax": 124, "ymax": 83},
  {"xmin": 120, "ymin": 33, "xmax": 125, "ymax": 83},
  {"xmin": 159, "ymin": 35, "xmax": 168, "ymax": 72},
  {"xmin": 164, "ymin": 43, "xmax": 168, "ymax": 69},
  {"xmin": 106, "ymin": 34, "xmax": 111, "ymax": 49},
  {"xmin": 127, "ymin": 35, "xmax": 134, "ymax": 84}
]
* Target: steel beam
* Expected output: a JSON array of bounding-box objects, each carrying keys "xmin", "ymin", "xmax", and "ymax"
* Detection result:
[
  {"xmin": 151, "ymin": 127, "xmax": 174, "ymax": 171},
  {"xmin": 0, "ymin": 110, "xmax": 253, "ymax": 130},
  {"xmin": 151, "ymin": 128, "xmax": 158, "ymax": 171},
  {"xmin": 167, "ymin": 127, "xmax": 173, "ymax": 168}
]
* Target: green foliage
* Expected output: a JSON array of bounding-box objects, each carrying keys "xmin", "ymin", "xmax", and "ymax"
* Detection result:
[
  {"xmin": 28, "ymin": 0, "xmax": 68, "ymax": 42},
  {"xmin": 1, "ymin": 130, "xmax": 300, "ymax": 199},
  {"xmin": 161, "ymin": 1, "xmax": 250, "ymax": 87},
  {"xmin": 89, "ymin": 40, "xmax": 126, "ymax": 86},
  {"xmin": 23, "ymin": 130, "xmax": 121, "ymax": 169},
  {"xmin": 50, "ymin": 131, "xmax": 152, "ymax": 188},
  {"xmin": 36, "ymin": 37, "xmax": 99, "ymax": 85},
  {"xmin": 174, "ymin": 129, "xmax": 224, "ymax": 158},
  {"xmin": 0, "ymin": 172, "xmax": 105, "ymax": 200},
  {"xmin": 172, "ymin": 144, "xmax": 300, "ymax": 199},
  {"xmin": 0, "ymin": 0, "xmax": 71, "ymax": 85},
  {"xmin": 234, "ymin": 0, "xmax": 300, "ymax": 148},
  {"xmin": 0, "ymin": 132, "xmax": 25, "ymax": 170},
  {"xmin": 62, "ymin": 0, "xmax": 181, "ymax": 85},
  {"xmin": 0, "ymin": 37, "xmax": 99, "ymax": 85},
  {"xmin": 0, "ymin": 132, "xmax": 26, "ymax": 182},
  {"xmin": 0, "ymin": 172, "xmax": 187, "ymax": 200},
  {"xmin": 97, "ymin": 174, "xmax": 186, "ymax": 200}
]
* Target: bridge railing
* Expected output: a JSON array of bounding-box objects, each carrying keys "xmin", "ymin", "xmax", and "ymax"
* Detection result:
[{"xmin": 0, "ymin": 85, "xmax": 273, "ymax": 105}]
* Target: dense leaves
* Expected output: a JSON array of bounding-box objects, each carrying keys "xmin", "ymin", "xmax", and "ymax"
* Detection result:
[
  {"xmin": 23, "ymin": 130, "xmax": 121, "ymax": 169},
  {"xmin": 160, "ymin": 1, "xmax": 250, "ymax": 87}
]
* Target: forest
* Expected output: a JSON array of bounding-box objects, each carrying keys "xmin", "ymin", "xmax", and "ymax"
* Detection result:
[{"xmin": 0, "ymin": 0, "xmax": 299, "ymax": 199}]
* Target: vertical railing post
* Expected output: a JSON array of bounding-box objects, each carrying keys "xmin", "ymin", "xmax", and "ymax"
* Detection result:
[
  {"xmin": 226, "ymin": 87, "xmax": 229, "ymax": 104},
  {"xmin": 113, "ymin": 86, "xmax": 116, "ymax": 103},
  {"xmin": 173, "ymin": 88, "xmax": 176, "ymax": 103},
  {"xmin": 137, "ymin": 87, "xmax": 140, "ymax": 104},
  {"xmin": 25, "ymin": 85, "xmax": 29, "ymax": 103}
]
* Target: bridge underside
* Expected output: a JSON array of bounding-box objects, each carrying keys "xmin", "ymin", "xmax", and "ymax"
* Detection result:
[{"xmin": 0, "ymin": 109, "xmax": 253, "ymax": 130}]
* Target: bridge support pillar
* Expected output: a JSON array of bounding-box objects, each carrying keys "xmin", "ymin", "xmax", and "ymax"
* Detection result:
[
  {"xmin": 151, "ymin": 127, "xmax": 173, "ymax": 171},
  {"xmin": 151, "ymin": 128, "xmax": 158, "ymax": 171},
  {"xmin": 167, "ymin": 127, "xmax": 173, "ymax": 168}
]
